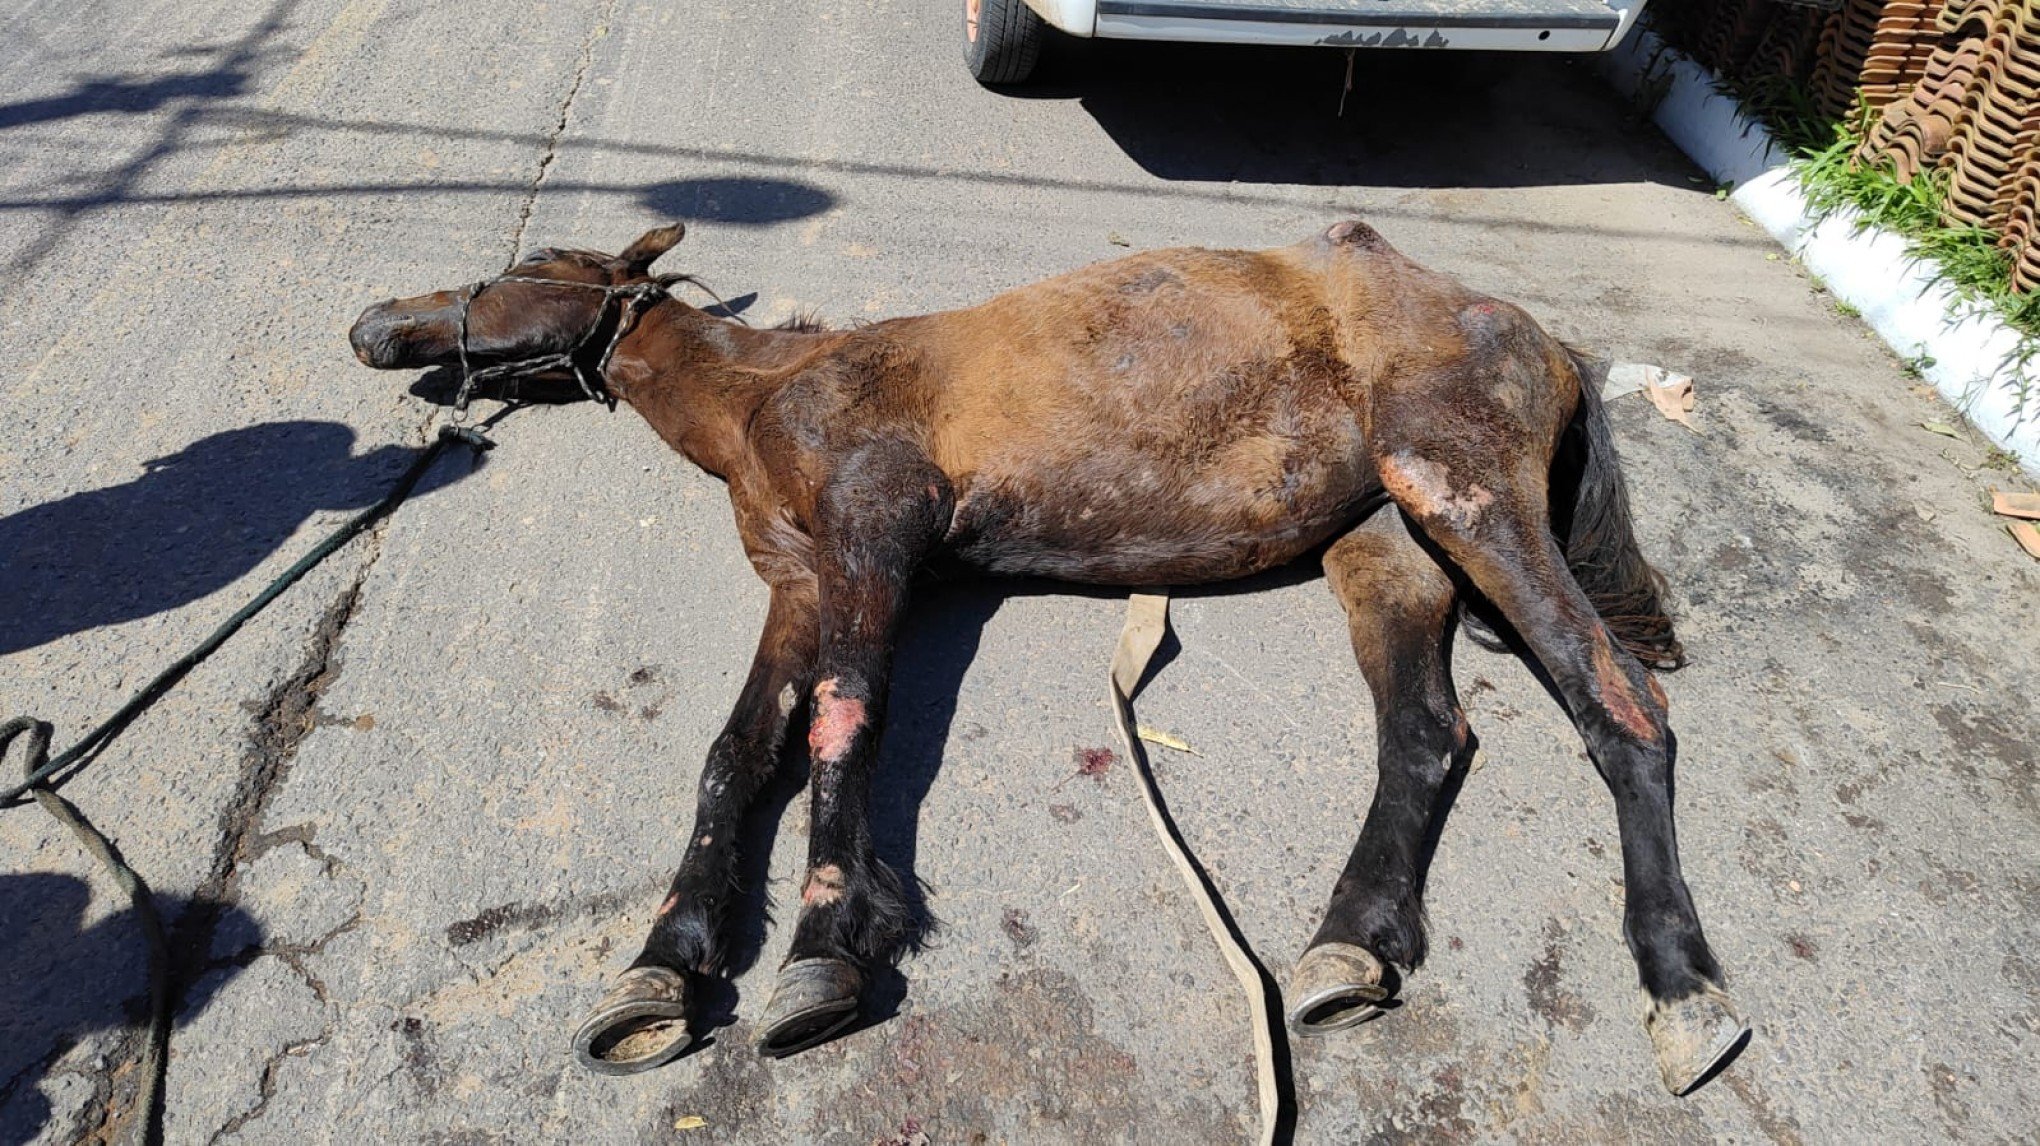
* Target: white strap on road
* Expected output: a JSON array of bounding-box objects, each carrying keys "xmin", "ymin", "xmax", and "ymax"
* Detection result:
[{"xmin": 1108, "ymin": 592, "xmax": 1281, "ymax": 1146}]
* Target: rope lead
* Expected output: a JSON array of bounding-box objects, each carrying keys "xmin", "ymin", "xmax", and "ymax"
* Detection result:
[{"xmin": 0, "ymin": 421, "xmax": 492, "ymax": 1145}]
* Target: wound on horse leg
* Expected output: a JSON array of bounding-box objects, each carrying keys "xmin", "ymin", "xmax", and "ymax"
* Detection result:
[
  {"xmin": 802, "ymin": 863, "xmax": 847, "ymax": 906},
  {"xmin": 807, "ymin": 677, "xmax": 867, "ymax": 764},
  {"xmin": 1591, "ymin": 637, "xmax": 1662, "ymax": 743},
  {"xmin": 1377, "ymin": 451, "xmax": 1495, "ymax": 532}
]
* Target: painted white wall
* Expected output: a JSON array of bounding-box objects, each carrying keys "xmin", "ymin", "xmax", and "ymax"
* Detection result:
[{"xmin": 1598, "ymin": 27, "xmax": 2040, "ymax": 475}]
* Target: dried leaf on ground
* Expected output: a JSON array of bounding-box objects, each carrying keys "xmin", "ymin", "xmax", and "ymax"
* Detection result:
[
  {"xmin": 2011, "ymin": 521, "xmax": 2040, "ymax": 560},
  {"xmin": 1137, "ymin": 725, "xmax": 1200, "ymax": 755},
  {"xmin": 674, "ymin": 1115, "xmax": 708, "ymax": 1131},
  {"xmin": 1106, "ymin": 231, "xmax": 1131, "ymax": 247},
  {"xmin": 1990, "ymin": 489, "xmax": 2040, "ymax": 520},
  {"xmin": 1920, "ymin": 421, "xmax": 1964, "ymax": 440},
  {"xmin": 1644, "ymin": 372, "xmax": 1697, "ymax": 430}
]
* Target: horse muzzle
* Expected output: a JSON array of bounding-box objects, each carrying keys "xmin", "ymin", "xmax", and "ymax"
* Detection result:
[{"xmin": 349, "ymin": 298, "xmax": 457, "ymax": 370}]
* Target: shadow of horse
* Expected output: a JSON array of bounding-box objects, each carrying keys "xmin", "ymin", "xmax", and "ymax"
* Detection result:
[
  {"xmin": 694, "ymin": 564, "xmax": 1329, "ymax": 1039},
  {"xmin": 0, "ymin": 873, "xmax": 262, "ymax": 1142},
  {"xmin": 0, "ymin": 420, "xmax": 478, "ymax": 656}
]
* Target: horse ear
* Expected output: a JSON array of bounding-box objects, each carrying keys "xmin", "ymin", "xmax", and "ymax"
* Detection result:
[{"xmin": 620, "ymin": 223, "xmax": 687, "ymax": 274}]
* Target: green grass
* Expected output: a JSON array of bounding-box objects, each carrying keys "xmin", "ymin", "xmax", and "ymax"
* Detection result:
[
  {"xmin": 1670, "ymin": 17, "xmax": 2040, "ymax": 421},
  {"xmin": 1774, "ymin": 109, "xmax": 2040, "ymax": 403}
]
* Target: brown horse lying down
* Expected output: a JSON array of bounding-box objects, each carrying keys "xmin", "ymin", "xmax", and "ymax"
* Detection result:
[{"xmin": 351, "ymin": 220, "xmax": 1748, "ymax": 1095}]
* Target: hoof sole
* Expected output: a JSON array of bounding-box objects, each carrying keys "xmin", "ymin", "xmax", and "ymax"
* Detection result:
[
  {"xmin": 757, "ymin": 957, "xmax": 863, "ymax": 1058},
  {"xmin": 572, "ymin": 966, "xmax": 693, "ymax": 1075},
  {"xmin": 1286, "ymin": 942, "xmax": 1390, "ymax": 1036},
  {"xmin": 1647, "ymin": 985, "xmax": 1750, "ymax": 1096}
]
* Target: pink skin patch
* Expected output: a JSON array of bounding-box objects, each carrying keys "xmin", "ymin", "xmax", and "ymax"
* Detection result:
[
  {"xmin": 1377, "ymin": 451, "xmax": 1494, "ymax": 531},
  {"xmin": 657, "ymin": 893, "xmax": 679, "ymax": 916},
  {"xmin": 802, "ymin": 864, "xmax": 846, "ymax": 907},
  {"xmin": 808, "ymin": 678, "xmax": 867, "ymax": 764},
  {"xmin": 1591, "ymin": 637, "xmax": 1662, "ymax": 743}
]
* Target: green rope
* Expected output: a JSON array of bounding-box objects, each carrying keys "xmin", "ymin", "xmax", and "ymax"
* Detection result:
[
  {"xmin": 0, "ymin": 422, "xmax": 491, "ymax": 1144},
  {"xmin": 2, "ymin": 425, "xmax": 491, "ymax": 807},
  {"xmin": 2, "ymin": 717, "xmax": 171, "ymax": 1143}
]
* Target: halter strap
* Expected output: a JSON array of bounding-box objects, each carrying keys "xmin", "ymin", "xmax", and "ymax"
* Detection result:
[{"xmin": 449, "ymin": 271, "xmax": 746, "ymax": 418}]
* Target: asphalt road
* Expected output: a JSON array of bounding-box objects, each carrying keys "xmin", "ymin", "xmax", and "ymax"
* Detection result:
[{"xmin": 4, "ymin": 1, "xmax": 2038, "ymax": 1142}]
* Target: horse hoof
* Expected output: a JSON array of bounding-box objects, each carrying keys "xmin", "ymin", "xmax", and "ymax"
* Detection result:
[
  {"xmin": 571, "ymin": 966, "xmax": 693, "ymax": 1075},
  {"xmin": 756, "ymin": 957, "xmax": 863, "ymax": 1058},
  {"xmin": 1646, "ymin": 985, "xmax": 1750, "ymax": 1096},
  {"xmin": 1286, "ymin": 942, "xmax": 1390, "ymax": 1036}
]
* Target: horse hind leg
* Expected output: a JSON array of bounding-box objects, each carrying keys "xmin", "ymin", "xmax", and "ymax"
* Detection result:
[
  {"xmin": 1290, "ymin": 507, "xmax": 1470, "ymax": 1035},
  {"xmin": 1373, "ymin": 429, "xmax": 1747, "ymax": 1096}
]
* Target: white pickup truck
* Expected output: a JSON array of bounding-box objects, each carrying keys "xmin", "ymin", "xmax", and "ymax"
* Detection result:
[{"xmin": 964, "ymin": 0, "xmax": 1648, "ymax": 83}]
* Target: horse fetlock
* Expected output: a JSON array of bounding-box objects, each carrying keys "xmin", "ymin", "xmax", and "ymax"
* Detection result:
[
  {"xmin": 792, "ymin": 857, "xmax": 917, "ymax": 966},
  {"xmin": 645, "ymin": 894, "xmax": 727, "ymax": 975},
  {"xmin": 802, "ymin": 863, "xmax": 848, "ymax": 906}
]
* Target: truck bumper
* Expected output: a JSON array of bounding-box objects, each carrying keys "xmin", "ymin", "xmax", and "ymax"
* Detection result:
[{"xmin": 1027, "ymin": 0, "xmax": 1641, "ymax": 52}]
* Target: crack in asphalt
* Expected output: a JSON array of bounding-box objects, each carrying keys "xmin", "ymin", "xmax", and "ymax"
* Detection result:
[
  {"xmin": 66, "ymin": 570, "xmax": 378, "ymax": 1142},
  {"xmin": 42, "ymin": 7, "xmax": 625, "ymax": 1137},
  {"xmin": 186, "ymin": 899, "xmax": 363, "ymax": 1141},
  {"xmin": 205, "ymin": 1030, "xmax": 331, "ymax": 1146},
  {"xmin": 65, "ymin": 1039, "xmax": 139, "ymax": 1146},
  {"xmin": 508, "ymin": 0, "xmax": 615, "ymax": 261}
]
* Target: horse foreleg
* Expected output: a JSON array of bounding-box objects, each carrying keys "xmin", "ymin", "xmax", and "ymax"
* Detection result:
[
  {"xmin": 572, "ymin": 579, "xmax": 819, "ymax": 1073},
  {"xmin": 755, "ymin": 441, "xmax": 955, "ymax": 1058}
]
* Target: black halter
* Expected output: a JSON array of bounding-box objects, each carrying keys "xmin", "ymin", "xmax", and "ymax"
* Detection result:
[{"xmin": 450, "ymin": 271, "xmax": 745, "ymax": 416}]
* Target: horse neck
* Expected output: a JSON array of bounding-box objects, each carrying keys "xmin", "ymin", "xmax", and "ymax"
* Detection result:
[{"xmin": 608, "ymin": 302, "xmax": 820, "ymax": 476}]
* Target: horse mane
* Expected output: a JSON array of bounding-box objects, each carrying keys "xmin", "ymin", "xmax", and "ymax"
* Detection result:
[{"xmin": 774, "ymin": 310, "xmax": 829, "ymax": 333}]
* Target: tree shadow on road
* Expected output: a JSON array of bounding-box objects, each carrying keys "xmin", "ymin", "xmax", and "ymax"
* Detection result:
[
  {"xmin": 0, "ymin": 67, "xmax": 254, "ymax": 132},
  {"xmin": 0, "ymin": 873, "xmax": 261, "ymax": 1143},
  {"xmin": 0, "ymin": 420, "xmax": 479, "ymax": 656}
]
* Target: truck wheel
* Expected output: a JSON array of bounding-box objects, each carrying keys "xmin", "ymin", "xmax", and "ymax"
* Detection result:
[{"xmin": 965, "ymin": 0, "xmax": 1045, "ymax": 86}]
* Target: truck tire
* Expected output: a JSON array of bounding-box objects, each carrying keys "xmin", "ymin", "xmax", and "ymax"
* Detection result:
[{"xmin": 965, "ymin": 0, "xmax": 1046, "ymax": 86}]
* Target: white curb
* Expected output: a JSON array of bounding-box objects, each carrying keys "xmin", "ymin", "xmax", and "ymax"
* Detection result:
[{"xmin": 1597, "ymin": 27, "xmax": 2040, "ymax": 475}]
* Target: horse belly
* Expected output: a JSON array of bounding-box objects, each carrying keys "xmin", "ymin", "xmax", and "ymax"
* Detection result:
[{"xmin": 945, "ymin": 438, "xmax": 1376, "ymax": 585}]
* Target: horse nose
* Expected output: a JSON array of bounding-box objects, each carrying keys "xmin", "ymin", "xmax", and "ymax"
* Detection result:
[{"xmin": 349, "ymin": 302, "xmax": 407, "ymax": 369}]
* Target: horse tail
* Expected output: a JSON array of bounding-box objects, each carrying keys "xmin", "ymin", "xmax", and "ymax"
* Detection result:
[{"xmin": 1550, "ymin": 347, "xmax": 1684, "ymax": 669}]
